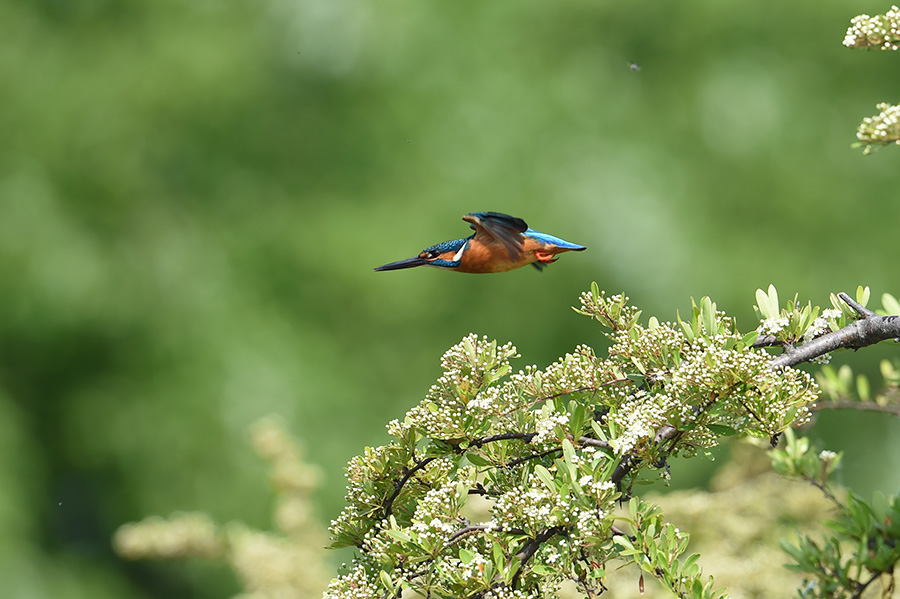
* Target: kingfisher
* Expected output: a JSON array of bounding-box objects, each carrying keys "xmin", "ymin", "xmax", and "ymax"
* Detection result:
[{"xmin": 374, "ymin": 211, "xmax": 586, "ymax": 273}]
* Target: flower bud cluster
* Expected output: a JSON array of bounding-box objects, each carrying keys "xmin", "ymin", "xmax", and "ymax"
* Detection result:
[
  {"xmin": 857, "ymin": 103, "xmax": 900, "ymax": 153},
  {"xmin": 844, "ymin": 6, "xmax": 900, "ymax": 49}
]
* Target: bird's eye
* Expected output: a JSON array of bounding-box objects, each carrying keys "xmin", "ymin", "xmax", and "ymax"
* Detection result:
[{"xmin": 421, "ymin": 250, "xmax": 440, "ymax": 259}]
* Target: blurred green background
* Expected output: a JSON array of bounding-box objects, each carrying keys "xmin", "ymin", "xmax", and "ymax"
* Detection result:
[{"xmin": 2, "ymin": 0, "xmax": 899, "ymax": 596}]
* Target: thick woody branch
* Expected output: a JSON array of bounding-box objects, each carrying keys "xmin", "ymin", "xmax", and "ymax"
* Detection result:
[
  {"xmin": 753, "ymin": 293, "xmax": 900, "ymax": 370},
  {"xmin": 771, "ymin": 298, "xmax": 900, "ymax": 370}
]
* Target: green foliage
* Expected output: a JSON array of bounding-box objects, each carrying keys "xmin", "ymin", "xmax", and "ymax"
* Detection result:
[
  {"xmin": 325, "ymin": 285, "xmax": 851, "ymax": 599},
  {"xmin": 753, "ymin": 283, "xmax": 866, "ymax": 354},
  {"xmin": 774, "ymin": 430, "xmax": 900, "ymax": 599},
  {"xmin": 816, "ymin": 359, "xmax": 900, "ymax": 408}
]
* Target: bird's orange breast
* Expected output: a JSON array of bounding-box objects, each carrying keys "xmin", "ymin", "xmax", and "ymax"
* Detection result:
[{"xmin": 455, "ymin": 240, "xmax": 531, "ymax": 273}]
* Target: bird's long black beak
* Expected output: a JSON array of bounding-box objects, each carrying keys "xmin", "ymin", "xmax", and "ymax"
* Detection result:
[{"xmin": 374, "ymin": 256, "xmax": 430, "ymax": 271}]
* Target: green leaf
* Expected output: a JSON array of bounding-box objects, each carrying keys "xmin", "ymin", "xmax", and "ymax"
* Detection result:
[
  {"xmin": 613, "ymin": 535, "xmax": 635, "ymax": 552},
  {"xmin": 767, "ymin": 284, "xmax": 780, "ymax": 317},
  {"xmin": 683, "ymin": 553, "xmax": 700, "ymax": 574},
  {"xmin": 465, "ymin": 453, "xmax": 492, "ymax": 467},
  {"xmin": 463, "ymin": 336, "xmax": 477, "ymax": 363},
  {"xmin": 459, "ymin": 548, "xmax": 475, "ymax": 564},
  {"xmin": 871, "ymin": 491, "xmax": 890, "ymax": 523},
  {"xmin": 755, "ymin": 287, "xmax": 771, "ymax": 319},
  {"xmin": 570, "ymin": 403, "xmax": 586, "ymax": 437},
  {"xmin": 706, "ymin": 424, "xmax": 738, "ymax": 436},
  {"xmin": 692, "ymin": 577, "xmax": 704, "ymax": 598},
  {"xmin": 534, "ymin": 464, "xmax": 555, "ymax": 490},
  {"xmin": 676, "ymin": 309, "xmax": 694, "ymax": 342},
  {"xmin": 379, "ymin": 570, "xmax": 394, "ymax": 591},
  {"xmin": 385, "ymin": 529, "xmax": 412, "ymax": 543},
  {"xmin": 882, "ymin": 293, "xmax": 900, "ymax": 315},
  {"xmin": 590, "ymin": 419, "xmax": 608, "ymax": 441},
  {"xmin": 701, "ymin": 296, "xmax": 716, "ymax": 334},
  {"xmin": 562, "ymin": 438, "xmax": 577, "ymax": 481},
  {"xmin": 492, "ymin": 540, "xmax": 504, "ymax": 569},
  {"xmin": 857, "ymin": 285, "xmax": 870, "ymax": 307}
]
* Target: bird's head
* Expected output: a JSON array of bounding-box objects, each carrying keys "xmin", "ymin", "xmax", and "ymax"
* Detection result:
[{"xmin": 373, "ymin": 239, "xmax": 466, "ymax": 271}]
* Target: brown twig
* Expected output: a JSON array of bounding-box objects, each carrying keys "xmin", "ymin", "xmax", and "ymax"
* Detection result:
[
  {"xmin": 813, "ymin": 400, "xmax": 900, "ymax": 416},
  {"xmin": 383, "ymin": 457, "xmax": 437, "ymax": 518}
]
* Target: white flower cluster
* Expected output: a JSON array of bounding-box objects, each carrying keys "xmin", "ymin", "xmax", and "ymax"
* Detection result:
[
  {"xmin": 493, "ymin": 477, "xmax": 572, "ymax": 532},
  {"xmin": 329, "ymin": 452, "xmax": 383, "ymax": 536},
  {"xmin": 573, "ymin": 505, "xmax": 605, "ymax": 537},
  {"xmin": 324, "ymin": 561, "xmax": 379, "ymax": 599},
  {"xmin": 608, "ymin": 389, "xmax": 674, "ymax": 455},
  {"xmin": 540, "ymin": 344, "xmax": 605, "ymax": 392},
  {"xmin": 758, "ymin": 316, "xmax": 789, "ymax": 336},
  {"xmin": 821, "ymin": 308, "xmax": 843, "ymax": 320},
  {"xmin": 405, "ymin": 334, "xmax": 519, "ymax": 438},
  {"xmin": 409, "ymin": 480, "xmax": 465, "ymax": 546},
  {"xmin": 809, "ymin": 352, "xmax": 832, "ymax": 365},
  {"xmin": 844, "ymin": 6, "xmax": 900, "ymax": 49},
  {"xmin": 114, "ymin": 512, "xmax": 221, "ymax": 560},
  {"xmin": 467, "ymin": 385, "xmax": 504, "ymax": 411},
  {"xmin": 578, "ymin": 474, "xmax": 615, "ymax": 497},
  {"xmin": 669, "ymin": 341, "xmax": 817, "ymax": 437},
  {"xmin": 803, "ymin": 309, "xmax": 841, "ymax": 341},
  {"xmin": 818, "ymin": 450, "xmax": 838, "ymax": 461},
  {"xmin": 532, "ymin": 407, "xmax": 570, "ymax": 445},
  {"xmin": 439, "ymin": 550, "xmax": 490, "ymax": 581},
  {"xmin": 481, "ymin": 586, "xmax": 544, "ymax": 599},
  {"xmin": 610, "ymin": 323, "xmax": 687, "ymax": 375},
  {"xmin": 385, "ymin": 418, "xmax": 410, "ymax": 438},
  {"xmin": 857, "ymin": 103, "xmax": 900, "ymax": 152},
  {"xmin": 576, "ymin": 290, "xmax": 639, "ymax": 331}
]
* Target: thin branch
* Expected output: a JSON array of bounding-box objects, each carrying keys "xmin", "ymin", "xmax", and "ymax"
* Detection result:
[
  {"xmin": 506, "ymin": 447, "xmax": 563, "ymax": 468},
  {"xmin": 851, "ymin": 569, "xmax": 889, "ymax": 599},
  {"xmin": 578, "ymin": 436, "xmax": 612, "ymax": 451},
  {"xmin": 511, "ymin": 526, "xmax": 569, "ymax": 587},
  {"xmin": 609, "ymin": 524, "xmax": 631, "ymax": 538},
  {"xmin": 447, "ymin": 524, "xmax": 526, "ymax": 546},
  {"xmin": 467, "ymin": 432, "xmax": 536, "ymax": 448},
  {"xmin": 447, "ymin": 524, "xmax": 492, "ymax": 545},
  {"xmin": 383, "ymin": 457, "xmax": 437, "ymax": 518},
  {"xmin": 753, "ymin": 334, "xmax": 784, "ymax": 349},
  {"xmin": 813, "ymin": 400, "xmax": 900, "ymax": 416},
  {"xmin": 839, "ymin": 292, "xmax": 876, "ymax": 318},
  {"xmin": 800, "ymin": 473, "xmax": 842, "ymax": 508}
]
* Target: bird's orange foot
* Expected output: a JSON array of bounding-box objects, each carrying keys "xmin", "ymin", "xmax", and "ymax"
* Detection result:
[{"xmin": 535, "ymin": 251, "xmax": 559, "ymax": 264}]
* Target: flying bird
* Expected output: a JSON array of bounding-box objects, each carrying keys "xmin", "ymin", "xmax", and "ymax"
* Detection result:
[{"xmin": 374, "ymin": 212, "xmax": 586, "ymax": 274}]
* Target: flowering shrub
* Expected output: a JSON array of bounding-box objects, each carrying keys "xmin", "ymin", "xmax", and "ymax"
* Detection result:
[{"xmin": 323, "ymin": 285, "xmax": 867, "ymax": 599}]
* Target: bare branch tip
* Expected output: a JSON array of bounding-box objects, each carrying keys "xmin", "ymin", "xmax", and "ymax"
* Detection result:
[{"xmin": 838, "ymin": 292, "xmax": 876, "ymax": 318}]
